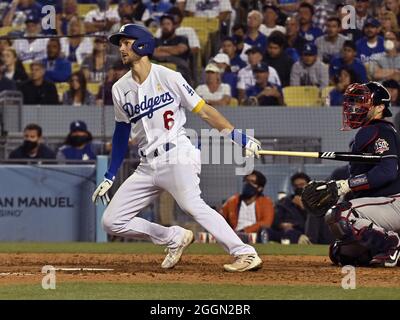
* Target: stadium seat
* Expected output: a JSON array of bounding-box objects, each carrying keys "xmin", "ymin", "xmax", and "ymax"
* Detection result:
[
  {"xmin": 0, "ymin": 26, "xmax": 14, "ymax": 36},
  {"xmin": 23, "ymin": 62, "xmax": 31, "ymax": 76},
  {"xmin": 229, "ymin": 97, "xmax": 238, "ymax": 107},
  {"xmin": 55, "ymin": 82, "xmax": 70, "ymax": 102},
  {"xmin": 87, "ymin": 82, "xmax": 100, "ymax": 96},
  {"xmin": 77, "ymin": 4, "xmax": 97, "ymax": 17},
  {"xmin": 283, "ymin": 86, "xmax": 321, "ymax": 107},
  {"xmin": 157, "ymin": 62, "xmax": 177, "ymax": 71},
  {"xmin": 72, "ymin": 63, "xmax": 81, "ymax": 73},
  {"xmin": 181, "ymin": 17, "xmax": 219, "ymax": 33},
  {"xmin": 320, "ymin": 86, "xmax": 335, "ymax": 106}
]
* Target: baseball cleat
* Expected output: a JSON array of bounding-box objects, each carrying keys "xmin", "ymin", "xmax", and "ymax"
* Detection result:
[
  {"xmin": 370, "ymin": 232, "xmax": 400, "ymax": 267},
  {"xmin": 370, "ymin": 248, "xmax": 400, "ymax": 267},
  {"xmin": 161, "ymin": 229, "xmax": 194, "ymax": 269},
  {"xmin": 223, "ymin": 254, "xmax": 263, "ymax": 272}
]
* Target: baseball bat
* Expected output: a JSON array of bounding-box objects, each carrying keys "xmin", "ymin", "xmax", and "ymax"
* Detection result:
[{"xmin": 258, "ymin": 150, "xmax": 382, "ymax": 163}]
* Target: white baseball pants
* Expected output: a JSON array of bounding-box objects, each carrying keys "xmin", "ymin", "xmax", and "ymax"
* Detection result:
[{"xmin": 102, "ymin": 137, "xmax": 256, "ymax": 256}]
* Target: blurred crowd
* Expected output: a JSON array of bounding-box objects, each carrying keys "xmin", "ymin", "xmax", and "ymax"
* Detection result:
[{"xmin": 0, "ymin": 0, "xmax": 399, "ymax": 108}]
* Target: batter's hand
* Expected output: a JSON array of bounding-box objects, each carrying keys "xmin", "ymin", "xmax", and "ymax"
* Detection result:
[
  {"xmin": 245, "ymin": 136, "xmax": 261, "ymax": 158},
  {"xmin": 92, "ymin": 178, "xmax": 113, "ymax": 205}
]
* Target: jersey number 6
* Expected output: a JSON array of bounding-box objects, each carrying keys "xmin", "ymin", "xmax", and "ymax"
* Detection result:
[{"xmin": 163, "ymin": 110, "xmax": 174, "ymax": 130}]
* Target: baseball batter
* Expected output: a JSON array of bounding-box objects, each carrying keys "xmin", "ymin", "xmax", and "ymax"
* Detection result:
[
  {"xmin": 92, "ymin": 24, "xmax": 263, "ymax": 272},
  {"xmin": 302, "ymin": 82, "xmax": 400, "ymax": 267}
]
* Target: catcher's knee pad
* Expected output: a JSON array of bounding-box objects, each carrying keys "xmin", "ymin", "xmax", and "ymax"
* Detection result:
[
  {"xmin": 325, "ymin": 202, "xmax": 357, "ymax": 241},
  {"xmin": 329, "ymin": 240, "xmax": 373, "ymax": 266}
]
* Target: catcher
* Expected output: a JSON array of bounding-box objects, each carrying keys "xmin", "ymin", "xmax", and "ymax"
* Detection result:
[{"xmin": 302, "ymin": 82, "xmax": 400, "ymax": 267}]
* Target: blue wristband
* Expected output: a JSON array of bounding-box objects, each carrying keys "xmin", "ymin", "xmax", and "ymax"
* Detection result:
[{"xmin": 230, "ymin": 128, "xmax": 248, "ymax": 148}]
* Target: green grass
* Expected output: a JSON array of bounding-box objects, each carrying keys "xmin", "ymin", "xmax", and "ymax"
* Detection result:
[
  {"xmin": 0, "ymin": 242, "xmax": 328, "ymax": 256},
  {"xmin": 0, "ymin": 282, "xmax": 399, "ymax": 300}
]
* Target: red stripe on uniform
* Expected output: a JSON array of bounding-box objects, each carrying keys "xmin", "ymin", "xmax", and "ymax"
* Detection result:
[{"xmin": 353, "ymin": 199, "xmax": 395, "ymax": 209}]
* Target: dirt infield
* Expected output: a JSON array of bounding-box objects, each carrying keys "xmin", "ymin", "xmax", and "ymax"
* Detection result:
[{"xmin": 1, "ymin": 253, "xmax": 400, "ymax": 288}]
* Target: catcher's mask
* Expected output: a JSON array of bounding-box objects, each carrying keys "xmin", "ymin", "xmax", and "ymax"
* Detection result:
[{"xmin": 342, "ymin": 83, "xmax": 373, "ymax": 130}]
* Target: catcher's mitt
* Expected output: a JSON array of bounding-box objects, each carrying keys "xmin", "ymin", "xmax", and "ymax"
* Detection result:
[{"xmin": 301, "ymin": 180, "xmax": 339, "ymax": 216}]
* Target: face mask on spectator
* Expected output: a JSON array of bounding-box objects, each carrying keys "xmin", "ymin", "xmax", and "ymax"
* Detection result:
[
  {"xmin": 384, "ymin": 39, "xmax": 395, "ymax": 51},
  {"xmin": 70, "ymin": 135, "xmax": 90, "ymax": 147},
  {"xmin": 294, "ymin": 187, "xmax": 304, "ymax": 196},
  {"xmin": 22, "ymin": 140, "xmax": 38, "ymax": 152},
  {"xmin": 241, "ymin": 183, "xmax": 259, "ymax": 199}
]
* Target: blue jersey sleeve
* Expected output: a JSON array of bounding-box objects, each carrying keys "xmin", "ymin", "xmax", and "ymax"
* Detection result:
[{"xmin": 105, "ymin": 121, "xmax": 131, "ymax": 180}]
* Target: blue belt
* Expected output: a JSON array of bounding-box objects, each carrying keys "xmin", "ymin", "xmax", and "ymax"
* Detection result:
[{"xmin": 140, "ymin": 143, "xmax": 175, "ymax": 158}]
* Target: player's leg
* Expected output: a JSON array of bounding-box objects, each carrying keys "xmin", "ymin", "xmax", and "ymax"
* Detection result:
[
  {"xmin": 325, "ymin": 199, "xmax": 400, "ymax": 267},
  {"xmin": 155, "ymin": 150, "xmax": 261, "ymax": 271},
  {"xmin": 102, "ymin": 162, "xmax": 186, "ymax": 248}
]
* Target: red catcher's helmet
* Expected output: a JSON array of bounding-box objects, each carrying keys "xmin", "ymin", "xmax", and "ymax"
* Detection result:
[{"xmin": 342, "ymin": 83, "xmax": 373, "ymax": 130}]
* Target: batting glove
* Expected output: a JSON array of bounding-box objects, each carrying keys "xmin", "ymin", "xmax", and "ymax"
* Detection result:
[
  {"xmin": 230, "ymin": 129, "xmax": 261, "ymax": 158},
  {"xmin": 92, "ymin": 178, "xmax": 113, "ymax": 205},
  {"xmin": 335, "ymin": 179, "xmax": 351, "ymax": 196}
]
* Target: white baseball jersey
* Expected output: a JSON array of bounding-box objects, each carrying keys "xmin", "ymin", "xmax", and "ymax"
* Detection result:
[{"xmin": 112, "ymin": 63, "xmax": 205, "ymax": 156}]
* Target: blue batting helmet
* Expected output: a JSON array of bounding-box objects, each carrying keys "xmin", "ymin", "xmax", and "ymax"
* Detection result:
[{"xmin": 108, "ymin": 24, "xmax": 155, "ymax": 56}]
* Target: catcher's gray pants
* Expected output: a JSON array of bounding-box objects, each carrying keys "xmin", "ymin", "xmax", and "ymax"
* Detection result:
[
  {"xmin": 101, "ymin": 139, "xmax": 256, "ymax": 256},
  {"xmin": 341, "ymin": 195, "xmax": 400, "ymax": 234}
]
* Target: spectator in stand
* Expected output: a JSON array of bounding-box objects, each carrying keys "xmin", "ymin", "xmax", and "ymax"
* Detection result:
[
  {"xmin": 232, "ymin": 23, "xmax": 251, "ymax": 65},
  {"xmin": 266, "ymin": 172, "xmax": 312, "ymax": 244},
  {"xmin": 355, "ymin": 0, "xmax": 372, "ymax": 31},
  {"xmin": 382, "ymin": 79, "xmax": 400, "ymax": 107},
  {"xmin": 42, "ymin": 39, "xmax": 72, "ymax": 83},
  {"xmin": 82, "ymin": 37, "xmax": 116, "ymax": 83},
  {"xmin": 245, "ymin": 62, "xmax": 283, "ymax": 107},
  {"xmin": 63, "ymin": 71, "xmax": 96, "ymax": 106},
  {"xmin": 19, "ymin": 61, "xmax": 59, "ymax": 105},
  {"xmin": 0, "ymin": 39, "xmax": 12, "ymax": 53},
  {"xmin": 369, "ymin": 31, "xmax": 400, "ymax": 82},
  {"xmin": 384, "ymin": 0, "xmax": 400, "ymax": 26},
  {"xmin": 379, "ymin": 11, "xmax": 400, "ymax": 35},
  {"xmin": 244, "ymin": 10, "xmax": 268, "ymax": 53},
  {"xmin": 153, "ymin": 14, "xmax": 192, "ymax": 84},
  {"xmin": 290, "ymin": 43, "xmax": 329, "ymax": 88},
  {"xmin": 220, "ymin": 37, "xmax": 246, "ymax": 74},
  {"xmin": 210, "ymin": 53, "xmax": 238, "ymax": 98},
  {"xmin": 285, "ymin": 16, "xmax": 306, "ymax": 63},
  {"xmin": 96, "ymin": 61, "xmax": 129, "ymax": 106},
  {"xmin": 155, "ymin": 7, "xmax": 200, "ymax": 55},
  {"xmin": 0, "ymin": 72, "xmax": 17, "ymax": 92},
  {"xmin": 57, "ymin": 120, "xmax": 102, "ymax": 161},
  {"xmin": 264, "ymin": 31, "xmax": 294, "ymax": 88},
  {"xmin": 13, "ymin": 13, "xmax": 48, "ymax": 62},
  {"xmin": 328, "ymin": 67, "xmax": 358, "ymax": 107},
  {"xmin": 145, "ymin": 0, "xmax": 172, "ymax": 23},
  {"xmin": 1, "ymin": 48, "xmax": 28, "ymax": 85},
  {"xmin": 3, "ymin": 0, "xmax": 42, "ymax": 27},
  {"xmin": 84, "ymin": 0, "xmax": 120, "ymax": 34},
  {"xmin": 60, "ymin": 16, "xmax": 93, "ymax": 65},
  {"xmin": 56, "ymin": 0, "xmax": 79, "ymax": 36},
  {"xmin": 220, "ymin": 170, "xmax": 274, "ymax": 240},
  {"xmin": 184, "ymin": 0, "xmax": 232, "ymax": 25},
  {"xmin": 329, "ymin": 40, "xmax": 368, "ymax": 84},
  {"xmin": 298, "ymin": 2, "xmax": 323, "ymax": 44},
  {"xmin": 259, "ymin": 4, "xmax": 286, "ymax": 37},
  {"xmin": 9, "ymin": 124, "xmax": 55, "ymax": 160},
  {"xmin": 195, "ymin": 63, "xmax": 231, "ymax": 107},
  {"xmin": 304, "ymin": 0, "xmax": 333, "ymax": 32},
  {"xmin": 356, "ymin": 17, "xmax": 385, "ymax": 64},
  {"xmin": 131, "ymin": 0, "xmax": 150, "ymax": 22},
  {"xmin": 237, "ymin": 46, "xmax": 281, "ymax": 104},
  {"xmin": 315, "ymin": 16, "xmax": 346, "ymax": 64}
]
